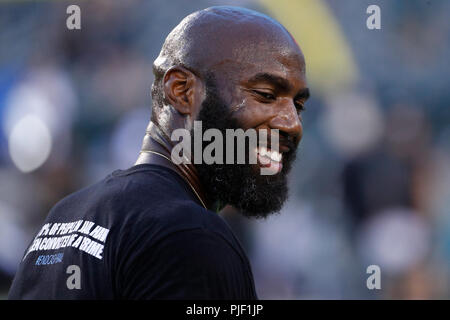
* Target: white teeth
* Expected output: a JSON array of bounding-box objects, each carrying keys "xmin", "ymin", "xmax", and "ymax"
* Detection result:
[
  {"xmin": 270, "ymin": 150, "xmax": 282, "ymax": 162},
  {"xmin": 260, "ymin": 147, "xmax": 267, "ymax": 156},
  {"xmin": 257, "ymin": 147, "xmax": 282, "ymax": 162}
]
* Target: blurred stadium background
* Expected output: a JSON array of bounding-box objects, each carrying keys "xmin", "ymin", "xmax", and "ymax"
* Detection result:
[{"xmin": 0, "ymin": 0, "xmax": 449, "ymax": 299}]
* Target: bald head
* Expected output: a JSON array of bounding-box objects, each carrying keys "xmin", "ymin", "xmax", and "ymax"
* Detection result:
[{"xmin": 151, "ymin": 6, "xmax": 305, "ymax": 112}]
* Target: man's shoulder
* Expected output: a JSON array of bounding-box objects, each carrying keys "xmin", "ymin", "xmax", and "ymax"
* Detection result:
[
  {"xmin": 91, "ymin": 163, "xmax": 191, "ymax": 204},
  {"xmin": 36, "ymin": 164, "xmax": 221, "ymax": 251},
  {"xmin": 55, "ymin": 164, "xmax": 228, "ymax": 238},
  {"xmin": 43, "ymin": 163, "xmax": 240, "ymax": 257},
  {"xmin": 106, "ymin": 164, "xmax": 216, "ymax": 226},
  {"xmin": 50, "ymin": 164, "xmax": 193, "ymax": 218}
]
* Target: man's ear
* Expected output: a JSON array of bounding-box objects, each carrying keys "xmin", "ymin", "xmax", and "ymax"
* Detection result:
[{"xmin": 163, "ymin": 66, "xmax": 202, "ymax": 116}]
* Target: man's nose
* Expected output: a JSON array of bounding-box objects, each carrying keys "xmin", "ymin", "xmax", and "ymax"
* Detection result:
[{"xmin": 268, "ymin": 98, "xmax": 303, "ymax": 143}]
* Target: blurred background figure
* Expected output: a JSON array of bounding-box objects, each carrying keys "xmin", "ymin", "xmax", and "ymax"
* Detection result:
[{"xmin": 0, "ymin": 0, "xmax": 449, "ymax": 299}]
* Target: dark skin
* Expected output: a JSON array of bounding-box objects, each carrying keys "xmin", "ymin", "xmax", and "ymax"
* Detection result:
[{"xmin": 136, "ymin": 6, "xmax": 309, "ymax": 209}]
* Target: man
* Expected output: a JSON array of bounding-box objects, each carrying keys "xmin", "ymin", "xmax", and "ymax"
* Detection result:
[{"xmin": 9, "ymin": 6, "xmax": 309, "ymax": 299}]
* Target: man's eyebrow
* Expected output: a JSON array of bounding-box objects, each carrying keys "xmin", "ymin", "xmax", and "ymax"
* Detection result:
[
  {"xmin": 295, "ymin": 87, "xmax": 310, "ymax": 101},
  {"xmin": 246, "ymin": 73, "xmax": 291, "ymax": 92},
  {"xmin": 246, "ymin": 73, "xmax": 309, "ymax": 100}
]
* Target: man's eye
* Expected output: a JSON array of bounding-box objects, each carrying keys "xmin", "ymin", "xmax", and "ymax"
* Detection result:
[
  {"xmin": 253, "ymin": 90, "xmax": 275, "ymax": 100},
  {"xmin": 295, "ymin": 102, "xmax": 306, "ymax": 111}
]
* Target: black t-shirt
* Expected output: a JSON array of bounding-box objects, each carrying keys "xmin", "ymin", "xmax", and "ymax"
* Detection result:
[{"xmin": 8, "ymin": 164, "xmax": 258, "ymax": 300}]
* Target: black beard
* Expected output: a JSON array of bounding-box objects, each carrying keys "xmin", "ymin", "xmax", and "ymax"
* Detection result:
[{"xmin": 193, "ymin": 76, "xmax": 297, "ymax": 219}]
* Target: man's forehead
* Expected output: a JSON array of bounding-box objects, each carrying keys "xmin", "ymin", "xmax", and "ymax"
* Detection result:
[
  {"xmin": 210, "ymin": 48, "xmax": 306, "ymax": 88},
  {"xmin": 203, "ymin": 17, "xmax": 306, "ymax": 81}
]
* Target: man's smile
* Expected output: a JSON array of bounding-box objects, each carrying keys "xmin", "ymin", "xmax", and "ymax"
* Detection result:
[{"xmin": 254, "ymin": 146, "xmax": 283, "ymax": 175}]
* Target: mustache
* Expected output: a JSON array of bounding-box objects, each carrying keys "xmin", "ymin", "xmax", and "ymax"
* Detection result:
[
  {"xmin": 279, "ymin": 136, "xmax": 297, "ymax": 152},
  {"xmin": 255, "ymin": 130, "xmax": 297, "ymax": 151},
  {"xmin": 254, "ymin": 131, "xmax": 297, "ymax": 150}
]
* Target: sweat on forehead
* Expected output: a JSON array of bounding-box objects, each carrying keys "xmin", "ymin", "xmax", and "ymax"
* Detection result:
[{"xmin": 153, "ymin": 6, "xmax": 302, "ymax": 79}]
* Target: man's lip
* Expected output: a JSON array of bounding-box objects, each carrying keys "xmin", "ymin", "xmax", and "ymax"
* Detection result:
[
  {"xmin": 279, "ymin": 144, "xmax": 291, "ymax": 153},
  {"xmin": 256, "ymin": 151, "xmax": 283, "ymax": 174}
]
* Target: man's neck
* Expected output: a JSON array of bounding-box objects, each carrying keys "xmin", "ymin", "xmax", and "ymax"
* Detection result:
[{"xmin": 135, "ymin": 121, "xmax": 212, "ymax": 210}]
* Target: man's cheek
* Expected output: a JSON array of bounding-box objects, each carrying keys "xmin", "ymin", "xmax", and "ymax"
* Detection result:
[{"xmin": 228, "ymin": 101, "xmax": 265, "ymax": 128}]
